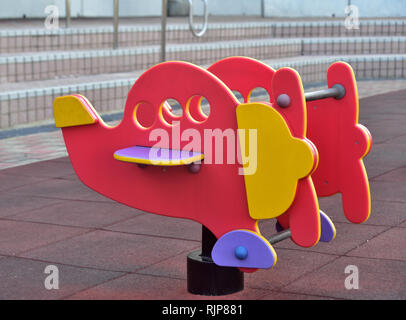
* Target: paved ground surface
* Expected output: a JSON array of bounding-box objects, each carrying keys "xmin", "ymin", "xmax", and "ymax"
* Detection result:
[{"xmin": 0, "ymin": 88, "xmax": 405, "ymax": 300}]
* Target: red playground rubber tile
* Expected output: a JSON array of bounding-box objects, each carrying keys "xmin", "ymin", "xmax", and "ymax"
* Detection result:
[
  {"xmin": 385, "ymin": 135, "xmax": 406, "ymax": 145},
  {"xmin": 318, "ymin": 196, "xmax": 406, "ymax": 227},
  {"xmin": 21, "ymin": 230, "xmax": 199, "ymax": 273},
  {"xmin": 1, "ymin": 159, "xmax": 75, "ymax": 179},
  {"xmin": 138, "ymin": 246, "xmax": 337, "ymax": 291},
  {"xmin": 138, "ymin": 247, "xmax": 337, "ymax": 291},
  {"xmin": 270, "ymin": 221, "xmax": 388, "ymax": 256},
  {"xmin": 317, "ymin": 194, "xmax": 344, "ymax": 223},
  {"xmin": 0, "ymin": 256, "xmax": 123, "ymax": 300},
  {"xmin": 66, "ymin": 273, "xmax": 269, "ymax": 300},
  {"xmin": 363, "ymin": 118, "xmax": 406, "ymax": 144},
  {"xmin": 372, "ymin": 166, "xmax": 406, "ymax": 182},
  {"xmin": 136, "ymin": 250, "xmax": 198, "ymax": 280},
  {"xmin": 362, "ymin": 200, "xmax": 406, "ymax": 227},
  {"xmin": 370, "ymin": 180, "xmax": 406, "ymax": 203},
  {"xmin": 359, "ymin": 89, "xmax": 406, "ymax": 121},
  {"xmin": 0, "ymin": 220, "xmax": 89, "ymax": 255},
  {"xmin": 51, "ymin": 157, "xmax": 71, "ymax": 163},
  {"xmin": 0, "ymin": 193, "xmax": 61, "ymax": 218},
  {"xmin": 244, "ymin": 248, "xmax": 338, "ymax": 291},
  {"xmin": 9, "ymin": 199, "xmax": 142, "ymax": 228},
  {"xmin": 0, "ymin": 173, "xmax": 48, "ymax": 192},
  {"xmin": 106, "ymin": 213, "xmax": 202, "ymax": 241},
  {"xmin": 5, "ymin": 178, "xmax": 112, "ymax": 202},
  {"xmin": 281, "ymin": 256, "xmax": 406, "ymax": 300},
  {"xmin": 363, "ymin": 143, "xmax": 406, "ymax": 179},
  {"xmin": 347, "ymin": 227, "xmax": 406, "ymax": 262},
  {"xmin": 259, "ymin": 291, "xmax": 338, "ymax": 300}
]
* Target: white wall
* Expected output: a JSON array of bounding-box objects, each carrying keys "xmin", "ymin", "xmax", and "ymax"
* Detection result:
[
  {"xmin": 263, "ymin": 0, "xmax": 406, "ymax": 18},
  {"xmin": 206, "ymin": 0, "xmax": 262, "ymax": 16},
  {"xmin": 0, "ymin": 0, "xmax": 404, "ymax": 19},
  {"xmin": 0, "ymin": 0, "xmax": 261, "ymax": 19},
  {"xmin": 352, "ymin": 0, "xmax": 406, "ymax": 18},
  {"xmin": 0, "ymin": 0, "xmax": 163, "ymax": 19}
]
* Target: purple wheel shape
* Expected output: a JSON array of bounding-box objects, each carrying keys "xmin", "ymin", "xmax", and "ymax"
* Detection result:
[
  {"xmin": 212, "ymin": 230, "xmax": 276, "ymax": 269},
  {"xmin": 319, "ymin": 210, "xmax": 336, "ymax": 242}
]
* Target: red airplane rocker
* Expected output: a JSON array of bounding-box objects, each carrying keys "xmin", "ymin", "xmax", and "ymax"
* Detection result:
[{"xmin": 53, "ymin": 58, "xmax": 372, "ymax": 273}]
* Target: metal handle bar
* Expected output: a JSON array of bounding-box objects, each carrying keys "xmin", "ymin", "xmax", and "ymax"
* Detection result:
[
  {"xmin": 305, "ymin": 84, "xmax": 346, "ymax": 102},
  {"xmin": 267, "ymin": 229, "xmax": 292, "ymax": 245},
  {"xmin": 188, "ymin": 0, "xmax": 209, "ymax": 38}
]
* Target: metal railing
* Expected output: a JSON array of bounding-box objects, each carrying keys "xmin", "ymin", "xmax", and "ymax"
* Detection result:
[
  {"xmin": 1, "ymin": 5, "xmax": 406, "ymax": 131},
  {"xmin": 65, "ymin": 0, "xmax": 120, "ymax": 50},
  {"xmin": 1, "ymin": 36, "xmax": 405, "ymax": 84},
  {"xmin": 2, "ymin": 19, "xmax": 405, "ymax": 54},
  {"xmin": 160, "ymin": 0, "xmax": 168, "ymax": 62},
  {"xmin": 161, "ymin": 0, "xmax": 209, "ymax": 61},
  {"xmin": 1, "ymin": 54, "xmax": 405, "ymax": 130}
]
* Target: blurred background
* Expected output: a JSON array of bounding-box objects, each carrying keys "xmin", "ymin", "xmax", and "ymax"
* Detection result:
[{"xmin": 0, "ymin": 0, "xmax": 405, "ymax": 136}]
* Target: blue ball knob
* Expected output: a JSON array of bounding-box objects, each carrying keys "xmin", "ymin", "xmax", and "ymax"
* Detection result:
[{"xmin": 234, "ymin": 246, "xmax": 248, "ymax": 260}]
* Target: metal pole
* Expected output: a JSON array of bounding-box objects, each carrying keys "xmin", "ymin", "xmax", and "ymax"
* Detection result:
[
  {"xmin": 65, "ymin": 0, "xmax": 71, "ymax": 28},
  {"xmin": 187, "ymin": 225, "xmax": 244, "ymax": 295},
  {"xmin": 346, "ymin": 0, "xmax": 352, "ymax": 19},
  {"xmin": 304, "ymin": 84, "xmax": 346, "ymax": 102},
  {"xmin": 201, "ymin": 225, "xmax": 217, "ymax": 261},
  {"xmin": 113, "ymin": 0, "xmax": 119, "ymax": 49},
  {"xmin": 161, "ymin": 0, "xmax": 167, "ymax": 62},
  {"xmin": 267, "ymin": 229, "xmax": 292, "ymax": 245},
  {"xmin": 277, "ymin": 84, "xmax": 345, "ymax": 108}
]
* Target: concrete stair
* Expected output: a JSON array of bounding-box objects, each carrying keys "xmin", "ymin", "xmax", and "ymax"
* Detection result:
[
  {"xmin": 1, "ymin": 37, "xmax": 405, "ymax": 84},
  {"xmin": 0, "ymin": 18, "xmax": 405, "ymax": 130},
  {"xmin": 1, "ymin": 19, "xmax": 405, "ymax": 53}
]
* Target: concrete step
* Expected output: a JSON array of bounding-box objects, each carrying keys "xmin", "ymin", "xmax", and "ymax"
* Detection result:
[
  {"xmin": 1, "ymin": 36, "xmax": 405, "ymax": 84},
  {"xmin": 1, "ymin": 54, "xmax": 405, "ymax": 130},
  {"xmin": 1, "ymin": 19, "xmax": 405, "ymax": 54}
]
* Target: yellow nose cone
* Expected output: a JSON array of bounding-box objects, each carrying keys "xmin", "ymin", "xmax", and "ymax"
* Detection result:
[
  {"xmin": 53, "ymin": 95, "xmax": 98, "ymax": 128},
  {"xmin": 236, "ymin": 102, "xmax": 316, "ymax": 220}
]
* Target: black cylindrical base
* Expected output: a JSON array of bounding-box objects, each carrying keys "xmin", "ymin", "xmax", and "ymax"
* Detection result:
[{"xmin": 187, "ymin": 250, "xmax": 244, "ymax": 296}]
